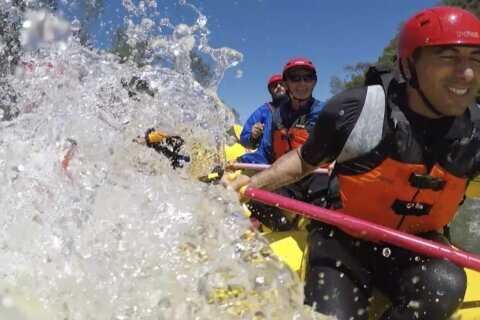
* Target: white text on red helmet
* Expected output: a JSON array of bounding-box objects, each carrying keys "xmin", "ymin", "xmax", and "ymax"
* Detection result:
[{"xmin": 456, "ymin": 31, "xmax": 480, "ymax": 39}]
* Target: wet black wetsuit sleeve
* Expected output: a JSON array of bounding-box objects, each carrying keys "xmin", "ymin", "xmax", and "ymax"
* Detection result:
[{"xmin": 300, "ymin": 87, "xmax": 368, "ymax": 166}]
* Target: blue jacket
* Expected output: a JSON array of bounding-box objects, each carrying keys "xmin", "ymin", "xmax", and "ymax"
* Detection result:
[
  {"xmin": 240, "ymin": 102, "xmax": 273, "ymax": 149},
  {"xmin": 238, "ymin": 99, "xmax": 325, "ymax": 164}
]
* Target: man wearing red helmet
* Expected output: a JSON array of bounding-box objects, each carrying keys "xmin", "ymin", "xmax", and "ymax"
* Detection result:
[
  {"xmin": 225, "ymin": 7, "xmax": 480, "ymax": 320},
  {"xmin": 239, "ymin": 74, "xmax": 288, "ymax": 149},
  {"xmin": 236, "ymin": 58, "xmax": 328, "ymax": 231}
]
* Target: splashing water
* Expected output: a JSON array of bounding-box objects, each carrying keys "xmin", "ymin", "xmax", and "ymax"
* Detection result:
[
  {"xmin": 0, "ymin": 1, "xmax": 334, "ymax": 320},
  {"xmin": 20, "ymin": 9, "xmax": 71, "ymax": 50}
]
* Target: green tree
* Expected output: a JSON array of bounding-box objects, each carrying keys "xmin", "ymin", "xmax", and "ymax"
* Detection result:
[
  {"xmin": 329, "ymin": 76, "xmax": 344, "ymax": 95},
  {"xmin": 0, "ymin": 1, "xmax": 26, "ymax": 75},
  {"xmin": 110, "ymin": 29, "xmax": 214, "ymax": 88},
  {"xmin": 329, "ymin": 62, "xmax": 371, "ymax": 95},
  {"xmin": 230, "ymin": 107, "xmax": 241, "ymax": 124},
  {"xmin": 64, "ymin": 0, "xmax": 105, "ymax": 47},
  {"xmin": 110, "ymin": 27, "xmax": 134, "ymax": 63},
  {"xmin": 190, "ymin": 51, "xmax": 213, "ymax": 87},
  {"xmin": 376, "ymin": 36, "xmax": 399, "ymax": 69},
  {"xmin": 441, "ymin": 0, "xmax": 480, "ymax": 17},
  {"xmin": 110, "ymin": 27, "xmax": 150, "ymax": 66}
]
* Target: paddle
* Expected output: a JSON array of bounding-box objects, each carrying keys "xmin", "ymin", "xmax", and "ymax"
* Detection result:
[
  {"xmin": 234, "ymin": 162, "xmax": 328, "ymax": 174},
  {"xmin": 240, "ymin": 186, "xmax": 480, "ymax": 272},
  {"xmin": 198, "ymin": 163, "xmax": 328, "ymax": 183}
]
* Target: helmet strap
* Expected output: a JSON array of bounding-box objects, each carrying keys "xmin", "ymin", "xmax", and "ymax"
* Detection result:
[{"xmin": 407, "ymin": 59, "xmax": 443, "ymax": 117}]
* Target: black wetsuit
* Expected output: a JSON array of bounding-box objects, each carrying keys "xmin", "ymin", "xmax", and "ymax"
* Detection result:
[{"xmin": 300, "ymin": 83, "xmax": 472, "ymax": 320}]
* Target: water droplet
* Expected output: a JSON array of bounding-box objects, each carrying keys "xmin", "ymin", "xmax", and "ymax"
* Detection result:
[
  {"xmin": 255, "ymin": 276, "xmax": 265, "ymax": 286},
  {"xmin": 197, "ymin": 15, "xmax": 207, "ymax": 28},
  {"xmin": 2, "ymin": 296, "xmax": 14, "ymax": 307},
  {"xmin": 71, "ymin": 19, "xmax": 81, "ymax": 31},
  {"xmin": 234, "ymin": 69, "xmax": 243, "ymax": 78},
  {"xmin": 382, "ymin": 247, "xmax": 391, "ymax": 257}
]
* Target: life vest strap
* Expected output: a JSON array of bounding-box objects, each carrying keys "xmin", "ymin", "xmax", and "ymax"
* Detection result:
[
  {"xmin": 408, "ymin": 173, "xmax": 446, "ymax": 191},
  {"xmin": 391, "ymin": 200, "xmax": 432, "ymax": 216},
  {"xmin": 281, "ymin": 133, "xmax": 294, "ymax": 140},
  {"xmin": 327, "ymin": 176, "xmax": 343, "ymax": 209}
]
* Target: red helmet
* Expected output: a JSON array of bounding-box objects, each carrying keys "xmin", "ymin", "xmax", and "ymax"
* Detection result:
[
  {"xmin": 267, "ymin": 74, "xmax": 283, "ymax": 86},
  {"xmin": 282, "ymin": 58, "xmax": 316, "ymax": 77},
  {"xmin": 398, "ymin": 6, "xmax": 480, "ymax": 60}
]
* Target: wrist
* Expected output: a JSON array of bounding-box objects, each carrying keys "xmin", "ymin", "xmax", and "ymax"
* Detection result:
[{"xmin": 249, "ymin": 175, "xmax": 260, "ymax": 189}]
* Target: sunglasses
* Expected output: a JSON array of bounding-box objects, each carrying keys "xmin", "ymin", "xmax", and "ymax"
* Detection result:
[
  {"xmin": 287, "ymin": 73, "xmax": 316, "ymax": 83},
  {"xmin": 268, "ymin": 82, "xmax": 284, "ymax": 90}
]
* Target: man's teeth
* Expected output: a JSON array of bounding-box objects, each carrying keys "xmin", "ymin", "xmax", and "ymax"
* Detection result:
[{"xmin": 448, "ymin": 87, "xmax": 468, "ymax": 95}]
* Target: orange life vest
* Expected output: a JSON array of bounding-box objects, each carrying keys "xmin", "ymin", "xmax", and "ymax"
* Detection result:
[
  {"xmin": 330, "ymin": 84, "xmax": 480, "ymax": 236},
  {"xmin": 271, "ymin": 100, "xmax": 320, "ymax": 160}
]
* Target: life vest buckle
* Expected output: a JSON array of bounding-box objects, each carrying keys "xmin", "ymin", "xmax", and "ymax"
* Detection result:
[
  {"xmin": 408, "ymin": 173, "xmax": 446, "ymax": 191},
  {"xmin": 391, "ymin": 200, "xmax": 432, "ymax": 216},
  {"xmin": 281, "ymin": 133, "xmax": 294, "ymax": 140}
]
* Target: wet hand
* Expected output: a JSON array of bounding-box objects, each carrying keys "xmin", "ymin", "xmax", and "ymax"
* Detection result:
[
  {"xmin": 251, "ymin": 123, "xmax": 264, "ymax": 139},
  {"xmin": 225, "ymin": 160, "xmax": 237, "ymax": 171},
  {"xmin": 221, "ymin": 170, "xmax": 251, "ymax": 202}
]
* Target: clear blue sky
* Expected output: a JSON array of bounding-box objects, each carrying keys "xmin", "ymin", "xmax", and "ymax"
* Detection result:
[{"xmin": 65, "ymin": 0, "xmax": 440, "ymax": 123}]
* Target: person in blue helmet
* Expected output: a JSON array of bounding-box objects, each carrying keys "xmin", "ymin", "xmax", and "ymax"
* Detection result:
[
  {"xmin": 237, "ymin": 58, "xmax": 329, "ymax": 231},
  {"xmin": 239, "ymin": 74, "xmax": 288, "ymax": 149}
]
